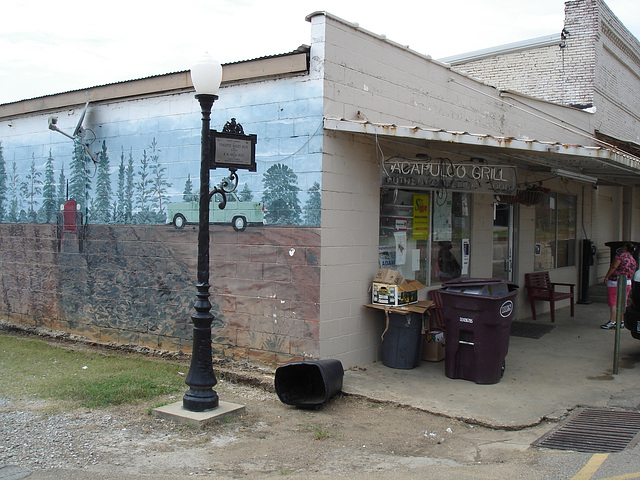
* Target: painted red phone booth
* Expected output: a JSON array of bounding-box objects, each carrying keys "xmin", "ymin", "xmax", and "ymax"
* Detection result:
[{"xmin": 57, "ymin": 199, "xmax": 84, "ymax": 252}]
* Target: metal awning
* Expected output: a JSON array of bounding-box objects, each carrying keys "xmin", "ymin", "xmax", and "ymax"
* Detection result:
[{"xmin": 324, "ymin": 118, "xmax": 640, "ymax": 186}]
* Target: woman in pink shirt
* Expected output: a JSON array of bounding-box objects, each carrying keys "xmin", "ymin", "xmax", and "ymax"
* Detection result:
[{"xmin": 602, "ymin": 243, "xmax": 637, "ymax": 329}]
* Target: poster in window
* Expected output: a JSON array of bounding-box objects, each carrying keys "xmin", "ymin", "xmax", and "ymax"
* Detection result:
[
  {"xmin": 412, "ymin": 194, "xmax": 430, "ymax": 240},
  {"xmin": 379, "ymin": 245, "xmax": 396, "ymax": 268},
  {"xmin": 461, "ymin": 238, "xmax": 470, "ymax": 275},
  {"xmin": 432, "ymin": 195, "xmax": 452, "ymax": 241},
  {"xmin": 394, "ymin": 231, "xmax": 407, "ymax": 265}
]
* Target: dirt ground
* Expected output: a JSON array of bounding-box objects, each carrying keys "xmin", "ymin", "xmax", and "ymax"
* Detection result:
[
  {"xmin": 0, "ymin": 333, "xmax": 570, "ymax": 479},
  {"xmin": 1, "ymin": 364, "xmax": 558, "ymax": 480}
]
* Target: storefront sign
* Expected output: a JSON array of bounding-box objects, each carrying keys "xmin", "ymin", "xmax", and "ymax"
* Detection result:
[{"xmin": 383, "ymin": 157, "xmax": 517, "ymax": 195}]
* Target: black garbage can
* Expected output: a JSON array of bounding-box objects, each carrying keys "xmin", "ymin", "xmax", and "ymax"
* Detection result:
[
  {"xmin": 625, "ymin": 270, "xmax": 640, "ymax": 340},
  {"xmin": 275, "ymin": 359, "xmax": 344, "ymax": 408},
  {"xmin": 382, "ymin": 312, "xmax": 424, "ymax": 369},
  {"xmin": 439, "ymin": 278, "xmax": 518, "ymax": 384}
]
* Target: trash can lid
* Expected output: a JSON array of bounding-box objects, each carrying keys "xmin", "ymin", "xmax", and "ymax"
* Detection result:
[{"xmin": 442, "ymin": 277, "xmax": 518, "ymax": 289}]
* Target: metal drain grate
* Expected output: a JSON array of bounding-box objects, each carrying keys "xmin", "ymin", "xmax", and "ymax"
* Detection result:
[{"xmin": 532, "ymin": 408, "xmax": 640, "ymax": 453}]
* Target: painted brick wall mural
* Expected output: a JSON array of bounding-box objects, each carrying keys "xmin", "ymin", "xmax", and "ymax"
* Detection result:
[
  {"xmin": 0, "ymin": 223, "xmax": 320, "ymax": 364},
  {"xmin": 0, "ymin": 71, "xmax": 324, "ymax": 366}
]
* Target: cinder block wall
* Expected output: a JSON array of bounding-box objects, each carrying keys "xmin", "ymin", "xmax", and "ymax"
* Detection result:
[
  {"xmin": 312, "ymin": 13, "xmax": 591, "ymax": 144},
  {"xmin": 318, "ymin": 131, "xmax": 382, "ymax": 367}
]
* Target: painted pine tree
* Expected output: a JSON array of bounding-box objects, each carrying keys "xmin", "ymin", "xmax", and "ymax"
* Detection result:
[
  {"xmin": 182, "ymin": 174, "xmax": 195, "ymax": 202},
  {"xmin": 239, "ymin": 183, "xmax": 253, "ymax": 201},
  {"xmin": 57, "ymin": 164, "xmax": 66, "ymax": 207},
  {"xmin": 125, "ymin": 149, "xmax": 134, "ymax": 223},
  {"xmin": 115, "ymin": 148, "xmax": 126, "ymax": 224},
  {"xmin": 134, "ymin": 149, "xmax": 154, "ymax": 224},
  {"xmin": 20, "ymin": 155, "xmax": 42, "ymax": 223},
  {"xmin": 69, "ymin": 140, "xmax": 91, "ymax": 218},
  {"xmin": 304, "ymin": 181, "xmax": 321, "ymax": 226},
  {"xmin": 93, "ymin": 140, "xmax": 112, "ymax": 224},
  {"xmin": 148, "ymin": 138, "xmax": 171, "ymax": 220},
  {"xmin": 0, "ymin": 142, "xmax": 6, "ymax": 222},
  {"xmin": 40, "ymin": 150, "xmax": 57, "ymax": 223},
  {"xmin": 262, "ymin": 163, "xmax": 301, "ymax": 225},
  {"xmin": 8, "ymin": 162, "xmax": 20, "ymax": 222}
]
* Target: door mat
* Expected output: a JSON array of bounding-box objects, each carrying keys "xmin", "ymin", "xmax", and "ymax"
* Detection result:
[
  {"xmin": 532, "ymin": 408, "xmax": 640, "ymax": 453},
  {"xmin": 510, "ymin": 321, "xmax": 554, "ymax": 339}
]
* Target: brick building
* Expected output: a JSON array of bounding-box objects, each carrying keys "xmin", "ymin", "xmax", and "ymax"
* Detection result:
[{"xmin": 443, "ymin": 0, "xmax": 640, "ymax": 151}]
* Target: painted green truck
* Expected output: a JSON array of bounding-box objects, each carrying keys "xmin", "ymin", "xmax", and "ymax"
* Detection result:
[{"xmin": 167, "ymin": 192, "xmax": 264, "ymax": 231}]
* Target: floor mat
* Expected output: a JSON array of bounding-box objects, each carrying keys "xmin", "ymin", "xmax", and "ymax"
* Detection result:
[
  {"xmin": 510, "ymin": 321, "xmax": 554, "ymax": 339},
  {"xmin": 532, "ymin": 408, "xmax": 640, "ymax": 453}
]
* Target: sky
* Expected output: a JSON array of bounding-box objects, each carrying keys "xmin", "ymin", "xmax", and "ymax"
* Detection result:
[{"xmin": 2, "ymin": 0, "xmax": 639, "ymax": 105}]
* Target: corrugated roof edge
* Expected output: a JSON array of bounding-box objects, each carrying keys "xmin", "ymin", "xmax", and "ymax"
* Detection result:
[
  {"xmin": 323, "ymin": 117, "xmax": 640, "ymax": 174},
  {"xmin": 439, "ymin": 34, "xmax": 563, "ymax": 65},
  {"xmin": 0, "ymin": 45, "xmax": 311, "ymax": 108}
]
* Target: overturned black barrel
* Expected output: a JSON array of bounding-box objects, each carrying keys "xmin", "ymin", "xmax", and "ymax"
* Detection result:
[{"xmin": 275, "ymin": 359, "xmax": 344, "ymax": 408}]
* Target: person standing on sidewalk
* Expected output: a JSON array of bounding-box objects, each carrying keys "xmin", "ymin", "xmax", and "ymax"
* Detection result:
[{"xmin": 601, "ymin": 243, "xmax": 637, "ymax": 329}]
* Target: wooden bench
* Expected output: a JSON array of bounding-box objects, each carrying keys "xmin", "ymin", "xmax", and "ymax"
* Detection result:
[{"xmin": 524, "ymin": 271, "xmax": 575, "ymax": 323}]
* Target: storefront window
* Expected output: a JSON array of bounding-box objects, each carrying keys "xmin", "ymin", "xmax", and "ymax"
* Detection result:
[
  {"xmin": 379, "ymin": 189, "xmax": 470, "ymax": 286},
  {"xmin": 534, "ymin": 192, "xmax": 576, "ymax": 270},
  {"xmin": 430, "ymin": 193, "xmax": 470, "ymax": 284}
]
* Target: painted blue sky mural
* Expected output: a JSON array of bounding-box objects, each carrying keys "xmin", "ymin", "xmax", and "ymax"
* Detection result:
[{"xmin": 0, "ymin": 79, "xmax": 324, "ymax": 227}]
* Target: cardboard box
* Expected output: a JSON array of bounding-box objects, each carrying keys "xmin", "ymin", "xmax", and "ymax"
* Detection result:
[
  {"xmin": 372, "ymin": 279, "xmax": 426, "ymax": 306},
  {"xmin": 364, "ymin": 300, "xmax": 433, "ymax": 315},
  {"xmin": 422, "ymin": 330, "xmax": 445, "ymax": 362},
  {"xmin": 373, "ymin": 269, "xmax": 403, "ymax": 285}
]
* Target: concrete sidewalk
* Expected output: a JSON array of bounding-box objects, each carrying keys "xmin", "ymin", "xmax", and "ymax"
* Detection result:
[{"xmin": 342, "ymin": 302, "xmax": 640, "ymax": 429}]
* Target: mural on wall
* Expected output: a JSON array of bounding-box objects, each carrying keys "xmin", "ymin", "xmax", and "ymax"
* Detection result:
[
  {"xmin": 0, "ymin": 140, "xmax": 321, "ymax": 228},
  {"xmin": 0, "ymin": 79, "xmax": 324, "ymax": 363},
  {"xmin": 0, "ymin": 87, "xmax": 324, "ymax": 231}
]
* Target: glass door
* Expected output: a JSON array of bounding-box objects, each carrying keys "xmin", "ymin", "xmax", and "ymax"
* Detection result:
[{"xmin": 493, "ymin": 203, "xmax": 514, "ymax": 280}]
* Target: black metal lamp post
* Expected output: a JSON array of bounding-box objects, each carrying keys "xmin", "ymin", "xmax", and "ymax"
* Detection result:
[
  {"xmin": 183, "ymin": 53, "xmax": 224, "ymax": 412},
  {"xmin": 183, "ymin": 54, "xmax": 257, "ymax": 412}
]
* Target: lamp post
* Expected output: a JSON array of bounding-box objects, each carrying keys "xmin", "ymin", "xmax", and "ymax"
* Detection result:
[
  {"xmin": 183, "ymin": 54, "xmax": 257, "ymax": 412},
  {"xmin": 183, "ymin": 53, "xmax": 224, "ymax": 412}
]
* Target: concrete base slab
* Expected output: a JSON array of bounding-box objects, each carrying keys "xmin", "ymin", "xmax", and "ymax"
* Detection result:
[{"xmin": 152, "ymin": 400, "xmax": 245, "ymax": 428}]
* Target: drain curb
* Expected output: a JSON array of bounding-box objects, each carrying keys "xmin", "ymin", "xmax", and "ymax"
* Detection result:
[{"xmin": 532, "ymin": 407, "xmax": 640, "ymax": 453}]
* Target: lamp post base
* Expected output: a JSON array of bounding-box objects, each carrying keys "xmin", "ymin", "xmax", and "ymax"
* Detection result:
[
  {"xmin": 183, "ymin": 388, "xmax": 219, "ymax": 412},
  {"xmin": 154, "ymin": 399, "xmax": 244, "ymax": 428}
]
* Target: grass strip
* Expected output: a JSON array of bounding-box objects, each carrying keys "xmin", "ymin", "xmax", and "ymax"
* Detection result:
[{"xmin": 0, "ymin": 334, "xmax": 188, "ymax": 408}]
